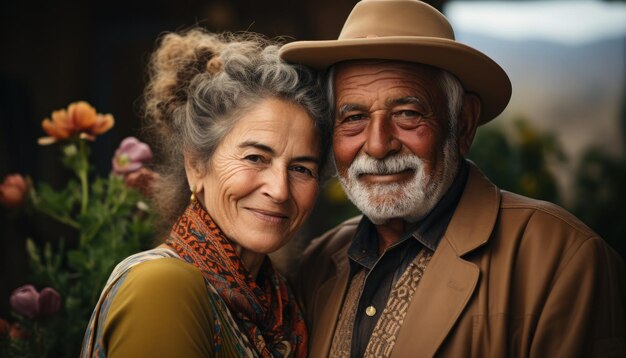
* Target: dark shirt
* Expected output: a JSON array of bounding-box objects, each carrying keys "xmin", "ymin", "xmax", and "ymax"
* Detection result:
[{"xmin": 348, "ymin": 160, "xmax": 469, "ymax": 358}]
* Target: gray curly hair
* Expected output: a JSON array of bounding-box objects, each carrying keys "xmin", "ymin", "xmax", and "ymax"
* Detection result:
[{"xmin": 143, "ymin": 29, "xmax": 331, "ymax": 229}]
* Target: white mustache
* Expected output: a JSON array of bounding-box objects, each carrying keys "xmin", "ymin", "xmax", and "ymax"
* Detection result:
[{"xmin": 348, "ymin": 154, "xmax": 422, "ymax": 177}]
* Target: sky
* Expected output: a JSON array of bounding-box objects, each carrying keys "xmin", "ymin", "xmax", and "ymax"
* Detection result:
[{"xmin": 445, "ymin": 0, "xmax": 626, "ymax": 46}]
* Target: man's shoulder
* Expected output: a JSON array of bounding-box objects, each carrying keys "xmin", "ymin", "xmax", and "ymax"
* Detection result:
[
  {"xmin": 295, "ymin": 216, "xmax": 361, "ymax": 308},
  {"xmin": 305, "ymin": 215, "xmax": 362, "ymax": 257},
  {"xmin": 498, "ymin": 190, "xmax": 597, "ymax": 238},
  {"xmin": 297, "ymin": 216, "xmax": 361, "ymax": 276}
]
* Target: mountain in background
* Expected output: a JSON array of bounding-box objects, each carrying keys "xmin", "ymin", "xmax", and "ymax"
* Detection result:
[{"xmin": 456, "ymin": 32, "xmax": 625, "ymax": 158}]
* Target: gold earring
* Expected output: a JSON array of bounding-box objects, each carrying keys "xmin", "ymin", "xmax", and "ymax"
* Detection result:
[{"xmin": 190, "ymin": 185, "xmax": 197, "ymax": 203}]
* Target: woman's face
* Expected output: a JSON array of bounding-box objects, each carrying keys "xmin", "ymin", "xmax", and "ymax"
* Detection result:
[{"xmin": 191, "ymin": 98, "xmax": 321, "ymax": 254}]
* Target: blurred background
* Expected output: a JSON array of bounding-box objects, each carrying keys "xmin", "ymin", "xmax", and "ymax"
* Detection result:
[{"xmin": 1, "ymin": 0, "xmax": 625, "ymax": 320}]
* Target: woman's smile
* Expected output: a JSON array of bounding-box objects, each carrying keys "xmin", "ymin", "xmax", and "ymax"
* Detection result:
[{"xmin": 245, "ymin": 207, "xmax": 290, "ymax": 224}]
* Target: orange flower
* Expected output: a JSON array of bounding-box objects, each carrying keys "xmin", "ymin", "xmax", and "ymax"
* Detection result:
[
  {"xmin": 38, "ymin": 101, "xmax": 115, "ymax": 145},
  {"xmin": 0, "ymin": 174, "xmax": 28, "ymax": 209}
]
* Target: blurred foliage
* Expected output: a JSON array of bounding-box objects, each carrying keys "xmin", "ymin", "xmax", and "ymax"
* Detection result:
[
  {"xmin": 571, "ymin": 150, "xmax": 626, "ymax": 258},
  {"xmin": 24, "ymin": 171, "xmax": 155, "ymax": 357},
  {"xmin": 1, "ymin": 124, "xmax": 156, "ymax": 356},
  {"xmin": 469, "ymin": 117, "xmax": 567, "ymax": 203}
]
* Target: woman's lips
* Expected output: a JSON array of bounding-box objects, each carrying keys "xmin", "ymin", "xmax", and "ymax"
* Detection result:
[{"xmin": 246, "ymin": 208, "xmax": 289, "ymax": 224}]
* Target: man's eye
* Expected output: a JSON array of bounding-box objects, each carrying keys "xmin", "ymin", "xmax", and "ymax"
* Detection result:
[
  {"xmin": 394, "ymin": 110, "xmax": 419, "ymax": 118},
  {"xmin": 345, "ymin": 114, "xmax": 366, "ymax": 122}
]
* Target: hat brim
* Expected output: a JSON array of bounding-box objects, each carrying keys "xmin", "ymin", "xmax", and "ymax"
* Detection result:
[{"xmin": 280, "ymin": 36, "xmax": 511, "ymax": 124}]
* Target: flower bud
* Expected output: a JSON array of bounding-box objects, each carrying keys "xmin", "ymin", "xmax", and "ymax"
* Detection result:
[
  {"xmin": 9, "ymin": 285, "xmax": 39, "ymax": 319},
  {"xmin": 0, "ymin": 318, "xmax": 9, "ymax": 338},
  {"xmin": 124, "ymin": 167, "xmax": 159, "ymax": 197},
  {"xmin": 38, "ymin": 287, "xmax": 61, "ymax": 317},
  {"xmin": 9, "ymin": 323, "xmax": 29, "ymax": 340},
  {"xmin": 63, "ymin": 143, "xmax": 78, "ymax": 157},
  {"xmin": 0, "ymin": 174, "xmax": 28, "ymax": 208}
]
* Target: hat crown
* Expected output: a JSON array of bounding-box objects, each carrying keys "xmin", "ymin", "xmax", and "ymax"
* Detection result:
[{"xmin": 339, "ymin": 0, "xmax": 455, "ymax": 40}]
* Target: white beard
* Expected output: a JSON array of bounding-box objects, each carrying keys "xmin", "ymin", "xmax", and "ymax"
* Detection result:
[{"xmin": 337, "ymin": 139, "xmax": 459, "ymax": 225}]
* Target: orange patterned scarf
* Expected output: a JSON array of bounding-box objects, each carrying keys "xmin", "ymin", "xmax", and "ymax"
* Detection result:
[{"xmin": 166, "ymin": 201, "xmax": 307, "ymax": 357}]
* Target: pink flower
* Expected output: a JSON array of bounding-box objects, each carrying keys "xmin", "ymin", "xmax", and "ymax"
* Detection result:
[
  {"xmin": 10, "ymin": 285, "xmax": 39, "ymax": 319},
  {"xmin": 9, "ymin": 285, "xmax": 62, "ymax": 319},
  {"xmin": 112, "ymin": 137, "xmax": 153, "ymax": 175},
  {"xmin": 38, "ymin": 287, "xmax": 61, "ymax": 317},
  {"xmin": 0, "ymin": 174, "xmax": 28, "ymax": 208}
]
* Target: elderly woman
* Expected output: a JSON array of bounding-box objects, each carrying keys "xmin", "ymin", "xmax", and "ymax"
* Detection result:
[{"xmin": 81, "ymin": 29, "xmax": 330, "ymax": 357}]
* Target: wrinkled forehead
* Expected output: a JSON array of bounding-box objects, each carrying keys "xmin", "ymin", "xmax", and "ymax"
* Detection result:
[
  {"xmin": 331, "ymin": 60, "xmax": 448, "ymax": 108},
  {"xmin": 333, "ymin": 60, "xmax": 442, "ymax": 85}
]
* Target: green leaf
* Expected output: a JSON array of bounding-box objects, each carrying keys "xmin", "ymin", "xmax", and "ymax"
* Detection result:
[
  {"xmin": 26, "ymin": 238, "xmax": 41, "ymax": 264},
  {"xmin": 67, "ymin": 250, "xmax": 88, "ymax": 268}
]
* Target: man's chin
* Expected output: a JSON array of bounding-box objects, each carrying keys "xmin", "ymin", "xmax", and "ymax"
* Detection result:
[{"xmin": 365, "ymin": 215, "xmax": 390, "ymax": 225}]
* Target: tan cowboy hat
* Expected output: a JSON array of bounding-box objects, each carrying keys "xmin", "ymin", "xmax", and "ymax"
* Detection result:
[{"xmin": 279, "ymin": 0, "xmax": 511, "ymax": 124}]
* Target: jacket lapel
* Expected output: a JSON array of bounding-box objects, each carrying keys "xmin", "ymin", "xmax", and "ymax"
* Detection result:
[
  {"xmin": 391, "ymin": 164, "xmax": 501, "ymax": 357},
  {"xmin": 309, "ymin": 247, "xmax": 351, "ymax": 357}
]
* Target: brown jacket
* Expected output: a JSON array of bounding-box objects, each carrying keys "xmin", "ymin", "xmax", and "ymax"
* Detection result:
[{"xmin": 298, "ymin": 164, "xmax": 625, "ymax": 357}]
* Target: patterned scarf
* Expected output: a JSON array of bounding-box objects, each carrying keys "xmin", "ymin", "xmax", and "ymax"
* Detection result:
[{"xmin": 166, "ymin": 201, "xmax": 307, "ymax": 358}]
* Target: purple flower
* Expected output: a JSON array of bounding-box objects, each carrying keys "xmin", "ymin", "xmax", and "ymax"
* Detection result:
[
  {"xmin": 112, "ymin": 137, "xmax": 153, "ymax": 175},
  {"xmin": 9, "ymin": 285, "xmax": 39, "ymax": 319},
  {"xmin": 38, "ymin": 287, "xmax": 61, "ymax": 317},
  {"xmin": 9, "ymin": 285, "xmax": 62, "ymax": 319}
]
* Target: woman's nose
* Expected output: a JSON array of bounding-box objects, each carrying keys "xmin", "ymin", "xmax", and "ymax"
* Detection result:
[{"xmin": 262, "ymin": 166, "xmax": 289, "ymax": 203}]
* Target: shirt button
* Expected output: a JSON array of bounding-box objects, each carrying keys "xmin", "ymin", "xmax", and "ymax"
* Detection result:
[{"xmin": 365, "ymin": 306, "xmax": 376, "ymax": 317}]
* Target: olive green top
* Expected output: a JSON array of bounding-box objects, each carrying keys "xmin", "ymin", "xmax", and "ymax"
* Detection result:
[{"xmin": 95, "ymin": 257, "xmax": 254, "ymax": 357}]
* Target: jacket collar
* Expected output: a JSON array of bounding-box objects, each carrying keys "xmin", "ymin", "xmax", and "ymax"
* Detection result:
[
  {"xmin": 445, "ymin": 162, "xmax": 500, "ymax": 256},
  {"xmin": 391, "ymin": 162, "xmax": 501, "ymax": 357}
]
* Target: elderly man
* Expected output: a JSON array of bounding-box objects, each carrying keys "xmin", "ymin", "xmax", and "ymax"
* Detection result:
[{"xmin": 279, "ymin": 0, "xmax": 625, "ymax": 357}]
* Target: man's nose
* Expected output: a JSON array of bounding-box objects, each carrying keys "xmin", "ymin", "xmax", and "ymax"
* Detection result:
[
  {"xmin": 363, "ymin": 116, "xmax": 401, "ymax": 159},
  {"xmin": 262, "ymin": 166, "xmax": 290, "ymax": 203}
]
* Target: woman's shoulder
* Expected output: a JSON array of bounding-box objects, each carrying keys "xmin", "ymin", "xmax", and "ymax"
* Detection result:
[
  {"xmin": 125, "ymin": 257, "xmax": 205, "ymax": 293},
  {"xmin": 104, "ymin": 257, "xmax": 255, "ymax": 357},
  {"xmin": 98, "ymin": 258, "xmax": 216, "ymax": 356},
  {"xmin": 108, "ymin": 256, "xmax": 212, "ymax": 321}
]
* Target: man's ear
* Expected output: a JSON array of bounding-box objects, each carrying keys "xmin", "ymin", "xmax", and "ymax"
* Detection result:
[{"xmin": 457, "ymin": 93, "xmax": 481, "ymax": 157}]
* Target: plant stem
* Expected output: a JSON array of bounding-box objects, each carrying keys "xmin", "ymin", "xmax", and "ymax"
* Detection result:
[
  {"xmin": 84, "ymin": 175, "xmax": 128, "ymax": 243},
  {"xmin": 78, "ymin": 140, "xmax": 89, "ymax": 214},
  {"xmin": 38, "ymin": 208, "xmax": 80, "ymax": 229}
]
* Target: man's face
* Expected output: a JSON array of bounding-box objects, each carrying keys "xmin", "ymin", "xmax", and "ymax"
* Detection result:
[{"xmin": 332, "ymin": 61, "xmax": 460, "ymax": 224}]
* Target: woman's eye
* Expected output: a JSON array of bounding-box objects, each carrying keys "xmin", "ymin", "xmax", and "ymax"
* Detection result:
[
  {"xmin": 244, "ymin": 154, "xmax": 263, "ymax": 163},
  {"xmin": 290, "ymin": 165, "xmax": 315, "ymax": 177}
]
